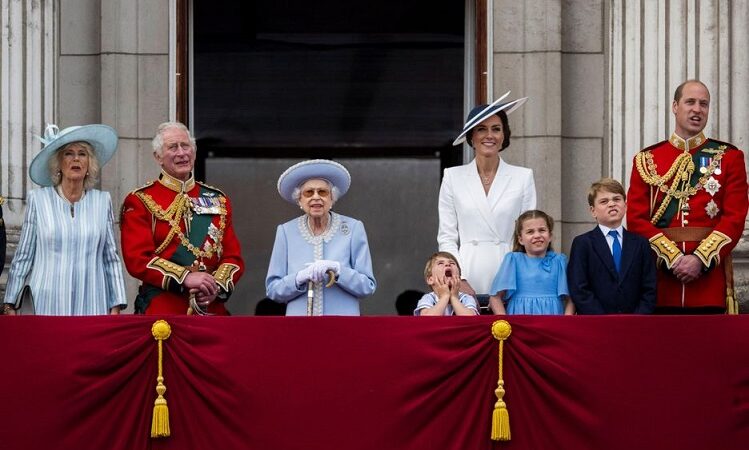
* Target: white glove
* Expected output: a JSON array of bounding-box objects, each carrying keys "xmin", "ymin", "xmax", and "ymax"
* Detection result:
[
  {"xmin": 295, "ymin": 264, "xmax": 318, "ymax": 288},
  {"xmin": 312, "ymin": 260, "xmax": 341, "ymax": 283}
]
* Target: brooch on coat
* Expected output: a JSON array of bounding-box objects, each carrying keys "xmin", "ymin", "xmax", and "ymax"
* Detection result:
[{"xmin": 705, "ymin": 200, "xmax": 719, "ymax": 219}]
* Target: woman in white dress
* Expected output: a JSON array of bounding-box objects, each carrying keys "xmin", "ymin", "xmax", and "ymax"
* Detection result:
[
  {"xmin": 2, "ymin": 124, "xmax": 127, "ymax": 315},
  {"xmin": 438, "ymin": 92, "xmax": 537, "ymax": 300}
]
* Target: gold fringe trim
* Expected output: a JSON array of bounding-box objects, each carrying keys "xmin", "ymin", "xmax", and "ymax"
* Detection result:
[
  {"xmin": 491, "ymin": 320, "xmax": 512, "ymax": 441},
  {"xmin": 151, "ymin": 320, "xmax": 172, "ymax": 438}
]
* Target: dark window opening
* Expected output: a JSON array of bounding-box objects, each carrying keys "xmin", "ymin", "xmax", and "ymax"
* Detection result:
[{"xmin": 193, "ymin": 0, "xmax": 465, "ymax": 156}]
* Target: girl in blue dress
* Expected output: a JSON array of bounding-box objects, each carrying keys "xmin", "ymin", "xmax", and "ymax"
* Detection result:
[{"xmin": 488, "ymin": 210, "xmax": 574, "ymax": 315}]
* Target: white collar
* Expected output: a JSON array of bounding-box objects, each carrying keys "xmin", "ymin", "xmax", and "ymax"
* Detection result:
[{"xmin": 598, "ymin": 223, "xmax": 624, "ymax": 238}]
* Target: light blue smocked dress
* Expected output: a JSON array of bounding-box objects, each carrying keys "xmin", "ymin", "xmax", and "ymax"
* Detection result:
[{"xmin": 490, "ymin": 251, "xmax": 569, "ymax": 315}]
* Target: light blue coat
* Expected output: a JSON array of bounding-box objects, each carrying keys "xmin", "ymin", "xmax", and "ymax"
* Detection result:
[
  {"xmin": 3, "ymin": 187, "xmax": 127, "ymax": 315},
  {"xmin": 266, "ymin": 212, "xmax": 376, "ymax": 316}
]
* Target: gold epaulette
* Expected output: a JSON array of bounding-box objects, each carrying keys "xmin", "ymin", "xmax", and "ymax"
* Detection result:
[
  {"xmin": 694, "ymin": 231, "xmax": 731, "ymax": 268},
  {"xmin": 213, "ymin": 263, "xmax": 241, "ymax": 292},
  {"xmin": 129, "ymin": 180, "xmax": 155, "ymax": 196},
  {"xmin": 648, "ymin": 233, "xmax": 683, "ymax": 269},
  {"xmin": 0, "ymin": 195, "xmax": 5, "ymax": 205},
  {"xmin": 147, "ymin": 257, "xmax": 189, "ymax": 290},
  {"xmin": 196, "ymin": 181, "xmax": 226, "ymax": 197}
]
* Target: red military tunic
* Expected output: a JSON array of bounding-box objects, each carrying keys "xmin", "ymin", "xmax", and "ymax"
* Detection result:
[
  {"xmin": 120, "ymin": 171, "xmax": 244, "ymax": 314},
  {"xmin": 627, "ymin": 132, "xmax": 748, "ymax": 310}
]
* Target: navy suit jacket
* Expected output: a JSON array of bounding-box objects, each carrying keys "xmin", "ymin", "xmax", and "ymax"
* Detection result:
[{"xmin": 567, "ymin": 226, "xmax": 656, "ymax": 314}]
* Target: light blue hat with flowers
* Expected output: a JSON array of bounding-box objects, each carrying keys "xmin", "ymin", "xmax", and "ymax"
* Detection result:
[{"xmin": 29, "ymin": 123, "xmax": 118, "ymax": 186}]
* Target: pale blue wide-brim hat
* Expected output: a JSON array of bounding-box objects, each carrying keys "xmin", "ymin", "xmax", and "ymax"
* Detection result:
[
  {"xmin": 29, "ymin": 123, "xmax": 118, "ymax": 187},
  {"xmin": 452, "ymin": 91, "xmax": 528, "ymax": 146},
  {"xmin": 277, "ymin": 159, "xmax": 351, "ymax": 204}
]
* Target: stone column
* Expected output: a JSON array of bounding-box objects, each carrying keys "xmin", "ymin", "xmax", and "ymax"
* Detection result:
[
  {"xmin": 560, "ymin": 0, "xmax": 606, "ymax": 248},
  {"xmin": 0, "ymin": 0, "xmax": 57, "ymax": 227},
  {"xmin": 98, "ymin": 0, "xmax": 170, "ymax": 203},
  {"xmin": 492, "ymin": 0, "xmax": 563, "ymax": 241}
]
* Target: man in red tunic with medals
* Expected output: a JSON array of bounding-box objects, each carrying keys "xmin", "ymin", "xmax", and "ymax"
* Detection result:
[
  {"xmin": 120, "ymin": 122, "xmax": 244, "ymax": 314},
  {"xmin": 627, "ymin": 80, "xmax": 748, "ymax": 314}
]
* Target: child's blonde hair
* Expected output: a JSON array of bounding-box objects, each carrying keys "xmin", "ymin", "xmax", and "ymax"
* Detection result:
[
  {"xmin": 513, "ymin": 210, "xmax": 555, "ymax": 252},
  {"xmin": 423, "ymin": 251, "xmax": 462, "ymax": 280}
]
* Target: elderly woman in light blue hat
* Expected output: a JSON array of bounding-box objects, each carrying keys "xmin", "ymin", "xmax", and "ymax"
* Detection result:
[
  {"xmin": 2, "ymin": 124, "xmax": 127, "ymax": 315},
  {"xmin": 438, "ymin": 92, "xmax": 537, "ymax": 306},
  {"xmin": 266, "ymin": 159, "xmax": 376, "ymax": 316}
]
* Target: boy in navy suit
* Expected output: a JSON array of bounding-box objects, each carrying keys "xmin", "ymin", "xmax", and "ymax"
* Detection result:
[{"xmin": 567, "ymin": 178, "xmax": 656, "ymax": 314}]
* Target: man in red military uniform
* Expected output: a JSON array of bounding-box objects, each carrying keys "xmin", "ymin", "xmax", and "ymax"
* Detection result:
[
  {"xmin": 121, "ymin": 122, "xmax": 244, "ymax": 314},
  {"xmin": 627, "ymin": 80, "xmax": 748, "ymax": 314}
]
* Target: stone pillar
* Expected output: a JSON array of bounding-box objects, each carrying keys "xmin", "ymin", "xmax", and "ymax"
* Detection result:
[
  {"xmin": 0, "ymin": 0, "xmax": 57, "ymax": 227},
  {"xmin": 609, "ymin": 0, "xmax": 749, "ymax": 308},
  {"xmin": 560, "ymin": 0, "xmax": 606, "ymax": 248},
  {"xmin": 492, "ymin": 0, "xmax": 563, "ymax": 242},
  {"xmin": 56, "ymin": 0, "xmax": 170, "ymax": 204},
  {"xmin": 97, "ymin": 0, "xmax": 170, "ymax": 203}
]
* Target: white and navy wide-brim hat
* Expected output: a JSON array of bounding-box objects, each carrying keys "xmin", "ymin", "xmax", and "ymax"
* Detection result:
[
  {"xmin": 452, "ymin": 91, "xmax": 528, "ymax": 146},
  {"xmin": 29, "ymin": 124, "xmax": 118, "ymax": 186},
  {"xmin": 277, "ymin": 159, "xmax": 352, "ymax": 204}
]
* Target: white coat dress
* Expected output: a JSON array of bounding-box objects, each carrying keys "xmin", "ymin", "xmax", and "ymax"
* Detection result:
[{"xmin": 437, "ymin": 158, "xmax": 536, "ymax": 294}]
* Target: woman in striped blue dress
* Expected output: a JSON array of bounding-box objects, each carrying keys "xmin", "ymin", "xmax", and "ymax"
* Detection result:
[{"xmin": 2, "ymin": 124, "xmax": 127, "ymax": 315}]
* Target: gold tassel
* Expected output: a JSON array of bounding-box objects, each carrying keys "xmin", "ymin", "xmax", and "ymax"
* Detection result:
[
  {"xmin": 151, "ymin": 320, "xmax": 172, "ymax": 438},
  {"xmin": 491, "ymin": 320, "xmax": 512, "ymax": 441},
  {"xmin": 726, "ymin": 288, "xmax": 738, "ymax": 315}
]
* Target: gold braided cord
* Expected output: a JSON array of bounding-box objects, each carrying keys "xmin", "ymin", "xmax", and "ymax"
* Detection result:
[
  {"xmin": 649, "ymin": 156, "xmax": 693, "ymax": 224},
  {"xmin": 634, "ymin": 151, "xmax": 691, "ymax": 187},
  {"xmin": 136, "ymin": 192, "xmax": 189, "ymax": 254},
  {"xmin": 136, "ymin": 192, "xmax": 227, "ymax": 259},
  {"xmin": 151, "ymin": 320, "xmax": 171, "ymax": 438},
  {"xmin": 491, "ymin": 320, "xmax": 512, "ymax": 441},
  {"xmin": 635, "ymin": 147, "xmax": 725, "ymax": 224}
]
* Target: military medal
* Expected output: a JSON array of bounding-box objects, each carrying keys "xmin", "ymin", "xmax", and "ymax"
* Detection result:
[
  {"xmin": 699, "ymin": 156, "xmax": 711, "ymax": 174},
  {"xmin": 191, "ymin": 196, "xmax": 222, "ymax": 214}
]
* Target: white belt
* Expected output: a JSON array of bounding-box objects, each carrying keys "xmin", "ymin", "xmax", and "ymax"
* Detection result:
[{"xmin": 467, "ymin": 240, "xmax": 507, "ymax": 246}]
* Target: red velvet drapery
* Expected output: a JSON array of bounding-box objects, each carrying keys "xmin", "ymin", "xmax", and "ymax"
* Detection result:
[{"xmin": 1, "ymin": 315, "xmax": 748, "ymax": 450}]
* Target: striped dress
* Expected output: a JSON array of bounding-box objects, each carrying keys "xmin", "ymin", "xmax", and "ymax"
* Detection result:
[{"xmin": 3, "ymin": 187, "xmax": 127, "ymax": 315}]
